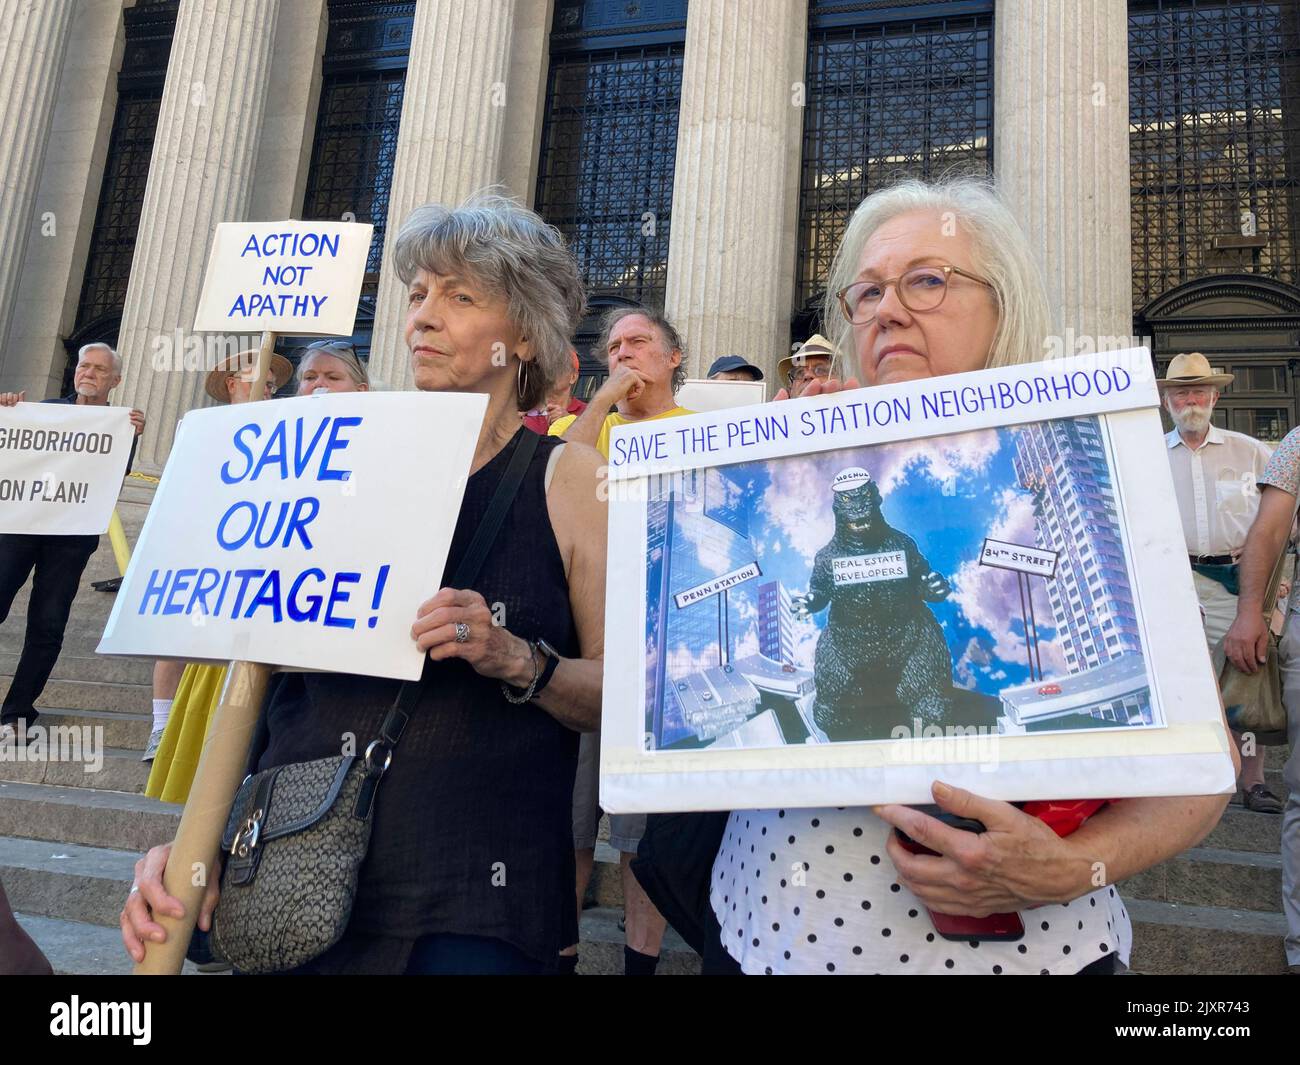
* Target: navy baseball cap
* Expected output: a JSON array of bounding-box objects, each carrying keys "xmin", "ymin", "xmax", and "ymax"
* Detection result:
[{"xmin": 706, "ymin": 355, "xmax": 764, "ymax": 381}]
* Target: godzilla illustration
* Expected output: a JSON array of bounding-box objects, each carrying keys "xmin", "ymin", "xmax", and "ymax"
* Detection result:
[{"xmin": 794, "ymin": 467, "xmax": 997, "ymax": 741}]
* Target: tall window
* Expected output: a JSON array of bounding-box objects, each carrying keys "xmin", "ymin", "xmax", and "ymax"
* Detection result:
[
  {"xmin": 71, "ymin": 0, "xmax": 178, "ymax": 339},
  {"xmin": 795, "ymin": 1, "xmax": 994, "ymax": 321},
  {"xmin": 534, "ymin": 0, "xmax": 687, "ymax": 310},
  {"xmin": 1129, "ymin": 0, "xmax": 1300, "ymax": 309},
  {"xmin": 300, "ymin": 0, "xmax": 415, "ymax": 302}
]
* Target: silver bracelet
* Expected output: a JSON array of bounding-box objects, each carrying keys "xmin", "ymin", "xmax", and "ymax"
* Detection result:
[{"xmin": 500, "ymin": 640, "xmax": 541, "ymax": 704}]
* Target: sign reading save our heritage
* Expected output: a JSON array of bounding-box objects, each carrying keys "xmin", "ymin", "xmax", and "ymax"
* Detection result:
[
  {"xmin": 97, "ymin": 392, "xmax": 485, "ymax": 680},
  {"xmin": 193, "ymin": 220, "xmax": 374, "ymax": 337},
  {"xmin": 599, "ymin": 349, "xmax": 1237, "ymax": 811},
  {"xmin": 0, "ymin": 403, "xmax": 133, "ymax": 535}
]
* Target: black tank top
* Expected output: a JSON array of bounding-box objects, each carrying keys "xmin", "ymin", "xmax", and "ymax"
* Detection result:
[{"xmin": 255, "ymin": 430, "xmax": 581, "ymax": 972}]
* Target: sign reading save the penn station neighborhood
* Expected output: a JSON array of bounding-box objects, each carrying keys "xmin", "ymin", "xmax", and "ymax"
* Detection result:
[{"xmin": 193, "ymin": 220, "xmax": 374, "ymax": 337}]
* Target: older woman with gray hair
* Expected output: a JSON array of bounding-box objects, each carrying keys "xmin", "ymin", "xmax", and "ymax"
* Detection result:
[
  {"xmin": 702, "ymin": 176, "xmax": 1237, "ymax": 976},
  {"xmin": 122, "ymin": 192, "xmax": 608, "ymax": 974}
]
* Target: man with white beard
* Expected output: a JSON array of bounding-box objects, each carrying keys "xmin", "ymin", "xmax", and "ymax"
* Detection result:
[{"xmin": 1162, "ymin": 352, "xmax": 1280, "ymax": 813}]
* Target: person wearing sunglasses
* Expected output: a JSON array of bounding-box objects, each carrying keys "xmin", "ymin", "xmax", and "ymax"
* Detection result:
[{"xmin": 297, "ymin": 340, "xmax": 371, "ymax": 395}]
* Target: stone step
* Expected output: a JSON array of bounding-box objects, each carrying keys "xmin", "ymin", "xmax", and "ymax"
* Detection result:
[
  {"xmin": 1126, "ymin": 897, "xmax": 1290, "ymax": 975},
  {"xmin": 1264, "ymin": 744, "xmax": 1290, "ymax": 771},
  {"xmin": 0, "ymin": 744, "xmax": 150, "ymax": 792},
  {"xmin": 575, "ymin": 906, "xmax": 701, "ymax": 975},
  {"xmin": 1204, "ymin": 805, "xmax": 1283, "ymax": 853},
  {"xmin": 12, "ymin": 913, "xmax": 203, "ymax": 975},
  {"xmin": 1120, "ymin": 846, "xmax": 1282, "ymax": 911},
  {"xmin": 0, "ymin": 835, "xmax": 138, "ymax": 927},
  {"xmin": 5, "ymin": 677, "xmax": 152, "ymax": 714},
  {"xmin": 0, "ymin": 649, "xmax": 154, "ymax": 686},
  {"xmin": 0, "ymin": 780, "xmax": 178, "ymax": 852},
  {"xmin": 20, "ymin": 706, "xmax": 154, "ymax": 751}
]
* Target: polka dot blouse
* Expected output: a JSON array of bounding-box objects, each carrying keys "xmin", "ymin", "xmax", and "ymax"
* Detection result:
[{"xmin": 710, "ymin": 807, "xmax": 1131, "ymax": 975}]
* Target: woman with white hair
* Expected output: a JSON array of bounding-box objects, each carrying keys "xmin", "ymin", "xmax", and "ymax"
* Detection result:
[
  {"xmin": 122, "ymin": 193, "xmax": 607, "ymax": 975},
  {"xmin": 703, "ymin": 177, "xmax": 1236, "ymax": 975}
]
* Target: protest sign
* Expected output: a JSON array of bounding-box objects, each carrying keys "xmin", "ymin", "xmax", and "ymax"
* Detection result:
[
  {"xmin": 599, "ymin": 349, "xmax": 1237, "ymax": 811},
  {"xmin": 193, "ymin": 220, "xmax": 374, "ymax": 337},
  {"xmin": 0, "ymin": 403, "xmax": 133, "ymax": 535},
  {"xmin": 675, "ymin": 378, "xmax": 767, "ymax": 412},
  {"xmin": 97, "ymin": 391, "xmax": 485, "ymax": 680}
]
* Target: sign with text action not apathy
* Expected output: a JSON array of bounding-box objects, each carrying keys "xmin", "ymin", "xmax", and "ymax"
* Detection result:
[
  {"xmin": 193, "ymin": 220, "xmax": 374, "ymax": 337},
  {"xmin": 0, "ymin": 403, "xmax": 133, "ymax": 535},
  {"xmin": 97, "ymin": 391, "xmax": 486, "ymax": 680}
]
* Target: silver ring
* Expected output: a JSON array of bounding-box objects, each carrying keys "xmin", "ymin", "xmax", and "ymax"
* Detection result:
[
  {"xmin": 129, "ymin": 885, "xmax": 140, "ymax": 895},
  {"xmin": 454, "ymin": 622, "xmax": 470, "ymax": 644}
]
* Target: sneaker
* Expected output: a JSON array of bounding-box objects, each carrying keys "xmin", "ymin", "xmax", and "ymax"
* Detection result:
[
  {"xmin": 1242, "ymin": 784, "xmax": 1284, "ymax": 814},
  {"xmin": 141, "ymin": 727, "xmax": 166, "ymax": 763}
]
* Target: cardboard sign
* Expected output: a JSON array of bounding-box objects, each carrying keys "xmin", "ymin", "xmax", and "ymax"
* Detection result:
[
  {"xmin": 97, "ymin": 392, "xmax": 485, "ymax": 680},
  {"xmin": 0, "ymin": 403, "xmax": 133, "ymax": 535},
  {"xmin": 600, "ymin": 349, "xmax": 1236, "ymax": 810},
  {"xmin": 193, "ymin": 220, "xmax": 374, "ymax": 337},
  {"xmin": 675, "ymin": 378, "xmax": 767, "ymax": 412}
]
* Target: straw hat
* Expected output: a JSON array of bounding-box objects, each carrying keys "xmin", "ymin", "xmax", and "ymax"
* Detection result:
[
  {"xmin": 1157, "ymin": 352, "xmax": 1233, "ymax": 390},
  {"xmin": 778, "ymin": 333, "xmax": 837, "ymax": 384},
  {"xmin": 204, "ymin": 348, "xmax": 294, "ymax": 403}
]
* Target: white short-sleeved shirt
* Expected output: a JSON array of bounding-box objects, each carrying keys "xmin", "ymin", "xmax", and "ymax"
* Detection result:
[
  {"xmin": 1165, "ymin": 425, "xmax": 1272, "ymax": 557},
  {"xmin": 711, "ymin": 807, "xmax": 1132, "ymax": 975}
]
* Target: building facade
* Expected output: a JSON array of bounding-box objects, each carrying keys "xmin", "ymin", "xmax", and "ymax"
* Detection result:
[{"xmin": 1, "ymin": 0, "xmax": 1298, "ymax": 472}]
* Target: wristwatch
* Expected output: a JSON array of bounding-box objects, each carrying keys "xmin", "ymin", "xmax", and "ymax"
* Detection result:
[{"xmin": 533, "ymin": 637, "xmax": 563, "ymax": 694}]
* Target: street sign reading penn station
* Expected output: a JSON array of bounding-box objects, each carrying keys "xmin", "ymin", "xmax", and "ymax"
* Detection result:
[{"xmin": 978, "ymin": 537, "xmax": 1059, "ymax": 579}]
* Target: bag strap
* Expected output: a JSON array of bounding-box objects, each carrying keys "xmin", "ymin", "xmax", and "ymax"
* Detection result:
[
  {"xmin": 1261, "ymin": 500, "xmax": 1300, "ymax": 623},
  {"xmin": 356, "ymin": 430, "xmax": 540, "ymax": 810}
]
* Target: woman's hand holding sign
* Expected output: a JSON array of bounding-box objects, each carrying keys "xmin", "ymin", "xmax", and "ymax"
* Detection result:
[
  {"xmin": 875, "ymin": 782, "xmax": 1086, "ymax": 915},
  {"xmin": 411, "ymin": 587, "xmax": 535, "ymax": 686}
]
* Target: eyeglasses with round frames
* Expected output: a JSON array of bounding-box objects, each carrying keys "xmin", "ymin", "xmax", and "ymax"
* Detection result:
[{"xmin": 836, "ymin": 264, "xmax": 993, "ymax": 325}]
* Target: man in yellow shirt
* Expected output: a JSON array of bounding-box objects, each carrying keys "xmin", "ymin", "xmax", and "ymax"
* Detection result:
[
  {"xmin": 552, "ymin": 304, "xmax": 691, "ymax": 975},
  {"xmin": 550, "ymin": 305, "xmax": 692, "ymax": 460}
]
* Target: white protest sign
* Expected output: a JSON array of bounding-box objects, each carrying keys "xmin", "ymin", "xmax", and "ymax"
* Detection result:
[
  {"xmin": 0, "ymin": 403, "xmax": 133, "ymax": 535},
  {"xmin": 97, "ymin": 392, "xmax": 486, "ymax": 680},
  {"xmin": 193, "ymin": 220, "xmax": 374, "ymax": 337},
  {"xmin": 675, "ymin": 378, "xmax": 767, "ymax": 412},
  {"xmin": 607, "ymin": 349, "xmax": 1159, "ymax": 480},
  {"xmin": 980, "ymin": 538, "xmax": 1059, "ymax": 578}
]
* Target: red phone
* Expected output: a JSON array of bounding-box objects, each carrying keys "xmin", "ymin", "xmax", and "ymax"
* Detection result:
[{"xmin": 894, "ymin": 806, "xmax": 1025, "ymax": 942}]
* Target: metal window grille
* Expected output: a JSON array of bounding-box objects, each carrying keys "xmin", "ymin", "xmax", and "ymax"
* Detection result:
[
  {"xmin": 796, "ymin": 7, "xmax": 994, "ymax": 312},
  {"xmin": 1129, "ymin": 0, "xmax": 1300, "ymax": 309},
  {"xmin": 535, "ymin": 45, "xmax": 684, "ymax": 307},
  {"xmin": 300, "ymin": 70, "xmax": 406, "ymax": 289}
]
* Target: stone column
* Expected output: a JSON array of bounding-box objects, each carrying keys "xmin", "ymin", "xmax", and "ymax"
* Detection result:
[
  {"xmin": 995, "ymin": 0, "xmax": 1134, "ymax": 345},
  {"xmin": 367, "ymin": 0, "xmax": 516, "ymax": 392},
  {"xmin": 0, "ymin": 0, "xmax": 123, "ymax": 398},
  {"xmin": 0, "ymin": 0, "xmax": 75, "ymax": 366},
  {"xmin": 663, "ymin": 0, "xmax": 806, "ymax": 379},
  {"xmin": 113, "ymin": 0, "xmax": 281, "ymax": 472}
]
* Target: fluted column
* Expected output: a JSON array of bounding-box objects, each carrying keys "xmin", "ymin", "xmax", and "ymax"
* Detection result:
[
  {"xmin": 114, "ymin": 0, "xmax": 280, "ymax": 471},
  {"xmin": 0, "ymin": 0, "xmax": 75, "ymax": 359},
  {"xmin": 663, "ymin": 0, "xmax": 805, "ymax": 378},
  {"xmin": 367, "ymin": 0, "xmax": 516, "ymax": 391},
  {"xmin": 995, "ymin": 0, "xmax": 1134, "ymax": 343}
]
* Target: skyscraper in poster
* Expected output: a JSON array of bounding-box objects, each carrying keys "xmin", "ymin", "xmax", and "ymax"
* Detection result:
[
  {"xmin": 756, "ymin": 579, "xmax": 795, "ymax": 664},
  {"xmin": 1012, "ymin": 418, "xmax": 1142, "ymax": 675}
]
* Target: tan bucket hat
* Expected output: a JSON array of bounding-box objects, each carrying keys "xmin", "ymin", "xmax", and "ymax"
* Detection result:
[
  {"xmin": 778, "ymin": 333, "xmax": 837, "ymax": 384},
  {"xmin": 204, "ymin": 348, "xmax": 294, "ymax": 403},
  {"xmin": 1157, "ymin": 352, "xmax": 1233, "ymax": 390}
]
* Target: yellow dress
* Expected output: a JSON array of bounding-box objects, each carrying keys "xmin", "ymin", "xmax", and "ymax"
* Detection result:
[{"xmin": 144, "ymin": 663, "xmax": 228, "ymax": 805}]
